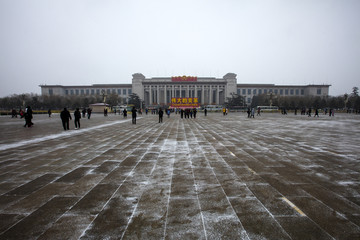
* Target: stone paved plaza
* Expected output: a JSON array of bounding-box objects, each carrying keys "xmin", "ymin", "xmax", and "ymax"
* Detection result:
[{"xmin": 0, "ymin": 112, "xmax": 359, "ymax": 239}]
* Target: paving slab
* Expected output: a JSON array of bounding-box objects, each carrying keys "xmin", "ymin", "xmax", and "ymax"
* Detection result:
[{"xmin": 0, "ymin": 112, "xmax": 360, "ymax": 239}]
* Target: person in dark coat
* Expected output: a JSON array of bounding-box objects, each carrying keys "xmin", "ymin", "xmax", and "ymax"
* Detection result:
[
  {"xmin": 131, "ymin": 107, "xmax": 137, "ymax": 124},
  {"xmin": 123, "ymin": 108, "xmax": 127, "ymax": 118},
  {"xmin": 74, "ymin": 108, "xmax": 81, "ymax": 129},
  {"xmin": 87, "ymin": 108, "xmax": 92, "ymax": 119},
  {"xmin": 314, "ymin": 108, "xmax": 319, "ymax": 117},
  {"xmin": 204, "ymin": 108, "xmax": 207, "ymax": 116},
  {"xmin": 24, "ymin": 106, "xmax": 33, "ymax": 127},
  {"xmin": 60, "ymin": 108, "xmax": 72, "ymax": 130},
  {"xmin": 158, "ymin": 108, "xmax": 164, "ymax": 123}
]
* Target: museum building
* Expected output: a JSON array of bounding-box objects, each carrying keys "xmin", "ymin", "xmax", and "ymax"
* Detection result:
[{"xmin": 40, "ymin": 73, "xmax": 330, "ymax": 107}]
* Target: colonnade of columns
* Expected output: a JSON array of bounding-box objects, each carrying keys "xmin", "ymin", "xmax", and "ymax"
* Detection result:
[{"xmin": 145, "ymin": 84, "xmax": 224, "ymax": 106}]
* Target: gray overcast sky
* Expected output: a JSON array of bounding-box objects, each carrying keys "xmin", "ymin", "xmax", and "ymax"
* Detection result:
[{"xmin": 1, "ymin": 0, "xmax": 359, "ymax": 97}]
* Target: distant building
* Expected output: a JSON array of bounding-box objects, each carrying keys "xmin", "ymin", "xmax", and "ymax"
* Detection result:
[{"xmin": 40, "ymin": 73, "xmax": 330, "ymax": 107}]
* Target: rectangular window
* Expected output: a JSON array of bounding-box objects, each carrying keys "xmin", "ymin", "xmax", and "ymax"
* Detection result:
[
  {"xmin": 295, "ymin": 89, "xmax": 299, "ymax": 95},
  {"xmin": 269, "ymin": 89, "xmax": 273, "ymax": 93},
  {"xmin": 123, "ymin": 89, "xmax": 127, "ymax": 95},
  {"xmin": 91, "ymin": 89, "xmax": 95, "ymax": 95},
  {"xmin": 247, "ymin": 89, "xmax": 251, "ymax": 95},
  {"xmin": 253, "ymin": 89, "xmax": 257, "ymax": 95},
  {"xmin": 274, "ymin": 89, "xmax": 278, "ymax": 94},
  {"xmin": 237, "ymin": 89, "xmax": 240, "ymax": 95},
  {"xmin": 290, "ymin": 89, "xmax": 294, "ymax": 95},
  {"xmin": 117, "ymin": 89, "xmax": 121, "ymax": 95},
  {"xmin": 264, "ymin": 89, "xmax": 267, "ymax": 94},
  {"xmin": 128, "ymin": 89, "xmax": 132, "ymax": 94},
  {"xmin": 301, "ymin": 89, "xmax": 304, "ymax": 95},
  {"xmin": 317, "ymin": 88, "xmax": 321, "ymax": 95},
  {"xmin": 258, "ymin": 89, "xmax": 262, "ymax": 94},
  {"xmin": 48, "ymin": 89, "xmax": 53, "ymax": 95},
  {"xmin": 280, "ymin": 89, "xmax": 283, "ymax": 95},
  {"xmin": 86, "ymin": 89, "xmax": 89, "ymax": 95},
  {"xmin": 247, "ymin": 97, "xmax": 251, "ymax": 103},
  {"xmin": 70, "ymin": 90, "xmax": 74, "ymax": 95},
  {"xmin": 80, "ymin": 89, "xmax": 84, "ymax": 95},
  {"xmin": 242, "ymin": 89, "xmax": 246, "ymax": 95},
  {"xmin": 96, "ymin": 89, "xmax": 100, "ymax": 95},
  {"xmin": 285, "ymin": 89, "xmax": 289, "ymax": 95},
  {"xmin": 65, "ymin": 90, "xmax": 69, "ymax": 95},
  {"xmin": 112, "ymin": 89, "xmax": 116, "ymax": 94},
  {"xmin": 75, "ymin": 89, "xmax": 79, "ymax": 95}
]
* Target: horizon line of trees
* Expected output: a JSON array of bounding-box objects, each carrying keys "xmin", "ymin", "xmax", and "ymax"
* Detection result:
[{"xmin": 226, "ymin": 87, "xmax": 360, "ymax": 110}]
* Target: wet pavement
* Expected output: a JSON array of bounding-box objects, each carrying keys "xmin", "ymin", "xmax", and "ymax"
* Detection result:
[{"xmin": 0, "ymin": 112, "xmax": 359, "ymax": 239}]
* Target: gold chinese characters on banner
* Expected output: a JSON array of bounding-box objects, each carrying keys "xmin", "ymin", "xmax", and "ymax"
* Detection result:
[{"xmin": 171, "ymin": 98, "xmax": 199, "ymax": 108}]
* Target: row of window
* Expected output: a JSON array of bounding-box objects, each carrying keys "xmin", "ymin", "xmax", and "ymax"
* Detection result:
[
  {"xmin": 238, "ymin": 88, "xmax": 310, "ymax": 96},
  {"xmin": 63, "ymin": 88, "xmax": 132, "ymax": 96}
]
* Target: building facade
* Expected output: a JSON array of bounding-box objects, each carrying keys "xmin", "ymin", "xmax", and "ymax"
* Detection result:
[
  {"xmin": 132, "ymin": 73, "xmax": 237, "ymax": 107},
  {"xmin": 40, "ymin": 84, "xmax": 132, "ymax": 99},
  {"xmin": 40, "ymin": 73, "xmax": 330, "ymax": 107}
]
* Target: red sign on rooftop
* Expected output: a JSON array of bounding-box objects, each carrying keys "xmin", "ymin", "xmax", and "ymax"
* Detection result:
[{"xmin": 171, "ymin": 76, "xmax": 197, "ymax": 82}]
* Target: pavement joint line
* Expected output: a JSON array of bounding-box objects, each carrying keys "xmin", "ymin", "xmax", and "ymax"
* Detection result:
[
  {"xmin": 216, "ymin": 139, "xmax": 293, "ymax": 239},
  {"xmin": 185, "ymin": 123, "xmax": 208, "ymax": 240},
  {"xmin": 247, "ymin": 167, "xmax": 257, "ymax": 175},
  {"xmin": 190, "ymin": 122, "xmax": 250, "ymax": 239},
  {"xmin": 78, "ymin": 121, "xmax": 152, "ymax": 239},
  {"xmin": 281, "ymin": 197, "xmax": 306, "ymax": 217}
]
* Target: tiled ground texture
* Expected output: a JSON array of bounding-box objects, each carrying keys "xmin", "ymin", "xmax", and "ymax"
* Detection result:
[{"xmin": 0, "ymin": 112, "xmax": 359, "ymax": 240}]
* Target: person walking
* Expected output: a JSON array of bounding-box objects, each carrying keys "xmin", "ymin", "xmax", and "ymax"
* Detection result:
[
  {"xmin": 204, "ymin": 108, "xmax": 207, "ymax": 116},
  {"xmin": 60, "ymin": 108, "xmax": 72, "ymax": 130},
  {"xmin": 131, "ymin": 107, "xmax": 137, "ymax": 124},
  {"xmin": 251, "ymin": 108, "xmax": 255, "ymax": 118},
  {"xmin": 314, "ymin": 108, "xmax": 319, "ymax": 117},
  {"xmin": 48, "ymin": 109, "xmax": 52, "ymax": 117},
  {"xmin": 123, "ymin": 108, "xmax": 127, "ymax": 118},
  {"xmin": 158, "ymin": 108, "xmax": 164, "ymax": 123},
  {"xmin": 24, "ymin": 106, "xmax": 33, "ymax": 128},
  {"xmin": 87, "ymin": 108, "xmax": 92, "ymax": 119},
  {"xmin": 74, "ymin": 108, "xmax": 81, "ymax": 129}
]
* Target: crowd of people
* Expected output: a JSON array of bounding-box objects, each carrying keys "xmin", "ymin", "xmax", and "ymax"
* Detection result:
[{"xmin": 10, "ymin": 104, "xmax": 358, "ymax": 132}]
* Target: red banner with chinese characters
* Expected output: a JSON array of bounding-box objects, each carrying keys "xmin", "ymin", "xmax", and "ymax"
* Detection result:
[
  {"xmin": 171, "ymin": 76, "xmax": 197, "ymax": 82},
  {"xmin": 171, "ymin": 97, "xmax": 199, "ymax": 108}
]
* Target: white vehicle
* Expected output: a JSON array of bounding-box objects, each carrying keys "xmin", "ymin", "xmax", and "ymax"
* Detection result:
[{"xmin": 257, "ymin": 106, "xmax": 279, "ymax": 111}]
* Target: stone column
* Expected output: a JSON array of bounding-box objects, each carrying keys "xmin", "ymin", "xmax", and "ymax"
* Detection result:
[
  {"xmin": 209, "ymin": 85, "xmax": 213, "ymax": 104},
  {"xmin": 202, "ymin": 85, "xmax": 205, "ymax": 104},
  {"xmin": 157, "ymin": 85, "xmax": 160, "ymax": 104},
  {"xmin": 164, "ymin": 85, "xmax": 167, "ymax": 104},
  {"xmin": 149, "ymin": 85, "xmax": 152, "ymax": 105},
  {"xmin": 217, "ymin": 85, "xmax": 220, "ymax": 105}
]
